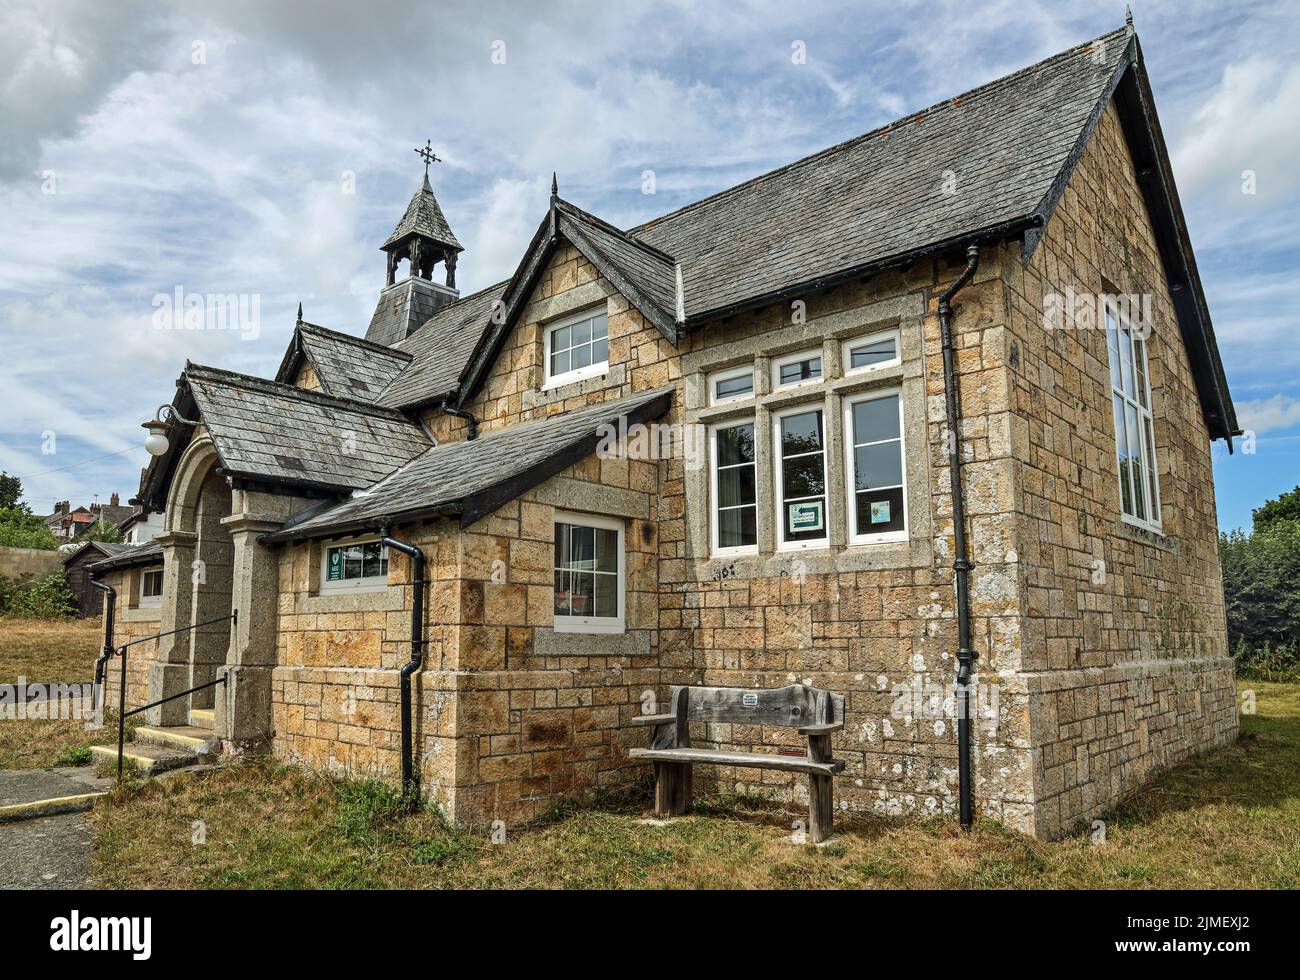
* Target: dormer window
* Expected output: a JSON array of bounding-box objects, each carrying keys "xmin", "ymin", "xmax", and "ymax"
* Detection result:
[{"xmin": 544, "ymin": 307, "xmax": 609, "ymax": 390}]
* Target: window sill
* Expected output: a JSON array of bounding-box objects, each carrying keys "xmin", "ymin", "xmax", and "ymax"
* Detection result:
[
  {"xmin": 1116, "ymin": 517, "xmax": 1178, "ymax": 553},
  {"xmin": 542, "ymin": 364, "xmax": 610, "ymax": 392},
  {"xmin": 553, "ymin": 619, "xmax": 625, "ymax": 635}
]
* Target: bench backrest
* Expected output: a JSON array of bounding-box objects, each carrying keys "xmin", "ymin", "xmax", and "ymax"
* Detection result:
[{"xmin": 671, "ymin": 684, "xmax": 843, "ymax": 729}]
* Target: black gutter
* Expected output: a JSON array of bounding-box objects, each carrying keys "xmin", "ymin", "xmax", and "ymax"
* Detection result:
[
  {"xmin": 938, "ymin": 243, "xmax": 981, "ymax": 830},
  {"xmin": 440, "ymin": 399, "xmax": 478, "ymax": 440},
  {"xmin": 89, "ymin": 578, "xmax": 115, "ymax": 705},
  {"xmin": 378, "ymin": 526, "xmax": 426, "ymax": 806}
]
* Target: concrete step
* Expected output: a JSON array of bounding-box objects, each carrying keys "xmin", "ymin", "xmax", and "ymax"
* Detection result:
[
  {"xmin": 133, "ymin": 725, "xmax": 215, "ymax": 754},
  {"xmin": 89, "ymin": 742, "xmax": 196, "ymax": 774},
  {"xmin": 189, "ymin": 708, "xmax": 215, "ymax": 730}
]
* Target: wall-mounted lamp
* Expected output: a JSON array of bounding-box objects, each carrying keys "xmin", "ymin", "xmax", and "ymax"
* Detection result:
[{"xmin": 142, "ymin": 404, "xmax": 198, "ymax": 457}]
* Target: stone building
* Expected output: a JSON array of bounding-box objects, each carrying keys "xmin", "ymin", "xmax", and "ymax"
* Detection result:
[{"xmin": 91, "ymin": 24, "xmax": 1239, "ymax": 839}]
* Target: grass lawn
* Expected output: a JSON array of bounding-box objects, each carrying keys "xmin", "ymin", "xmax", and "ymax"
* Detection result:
[
  {"xmin": 91, "ymin": 682, "xmax": 1298, "ymax": 889},
  {"xmin": 0, "ymin": 616, "xmax": 117, "ymax": 769},
  {"xmin": 0, "ymin": 616, "xmax": 103, "ymax": 685}
]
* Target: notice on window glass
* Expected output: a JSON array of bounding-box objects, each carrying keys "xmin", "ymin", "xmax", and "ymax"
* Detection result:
[
  {"xmin": 327, "ymin": 549, "xmax": 343, "ymax": 581},
  {"xmin": 870, "ymin": 500, "xmax": 892, "ymax": 524},
  {"xmin": 788, "ymin": 501, "xmax": 823, "ymax": 533}
]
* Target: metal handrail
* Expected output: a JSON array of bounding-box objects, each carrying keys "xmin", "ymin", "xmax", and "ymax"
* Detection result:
[{"xmin": 113, "ymin": 610, "xmax": 237, "ymax": 782}]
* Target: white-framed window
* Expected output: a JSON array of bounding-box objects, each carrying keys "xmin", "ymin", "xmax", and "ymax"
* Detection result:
[
  {"xmin": 543, "ymin": 306, "xmax": 609, "ymax": 390},
  {"xmin": 710, "ymin": 421, "xmax": 758, "ymax": 555},
  {"xmin": 843, "ymin": 389, "xmax": 907, "ymax": 543},
  {"xmin": 1105, "ymin": 299, "xmax": 1161, "ymax": 530},
  {"xmin": 140, "ymin": 567, "xmax": 163, "ymax": 606},
  {"xmin": 320, "ymin": 538, "xmax": 390, "ymax": 594},
  {"xmin": 842, "ymin": 328, "xmax": 901, "ymax": 374},
  {"xmin": 771, "ymin": 348, "xmax": 823, "ymax": 391},
  {"xmin": 709, "ymin": 365, "xmax": 755, "ymax": 405},
  {"xmin": 773, "ymin": 405, "xmax": 828, "ymax": 550},
  {"xmin": 553, "ymin": 512, "xmax": 624, "ymax": 633}
]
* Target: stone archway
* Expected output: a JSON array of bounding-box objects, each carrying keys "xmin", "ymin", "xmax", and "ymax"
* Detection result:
[{"xmin": 146, "ymin": 434, "xmax": 234, "ymax": 726}]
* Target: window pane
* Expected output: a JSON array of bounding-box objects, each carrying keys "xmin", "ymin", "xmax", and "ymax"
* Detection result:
[
  {"xmin": 1106, "ymin": 322, "xmax": 1123, "ymax": 391},
  {"xmin": 1126, "ymin": 404, "xmax": 1145, "ymax": 520},
  {"xmin": 594, "ymin": 528, "xmax": 618, "ymax": 573},
  {"xmin": 593, "ymin": 573, "xmax": 618, "ymax": 618},
  {"xmin": 1134, "ymin": 336, "xmax": 1148, "ymax": 408},
  {"xmin": 1144, "ymin": 417, "xmax": 1160, "ymax": 522},
  {"xmin": 1114, "ymin": 395, "xmax": 1132, "ymax": 515},
  {"xmin": 552, "ymin": 325, "xmax": 570, "ymax": 353},
  {"xmin": 849, "ymin": 337, "xmax": 897, "ymax": 369},
  {"xmin": 718, "ymin": 465, "xmax": 757, "ymax": 508},
  {"xmin": 569, "ymin": 526, "xmax": 595, "ymax": 570},
  {"xmin": 718, "ymin": 506, "xmax": 757, "ymax": 549},
  {"xmin": 716, "ymin": 423, "xmax": 754, "ymax": 466},
  {"xmin": 781, "ymin": 411, "xmax": 823, "ymax": 456},
  {"xmin": 591, "ymin": 337, "xmax": 608, "ymax": 364},
  {"xmin": 714, "ymin": 372, "xmax": 754, "ymax": 400},
  {"xmin": 362, "ymin": 542, "xmax": 382, "ymax": 578},
  {"xmin": 779, "ymin": 356, "xmax": 821, "ymax": 386},
  {"xmin": 783, "ymin": 454, "xmax": 825, "ymax": 499},
  {"xmin": 1120, "ymin": 327, "xmax": 1135, "ymax": 398},
  {"xmin": 852, "ymin": 396, "xmax": 900, "ymax": 444},
  {"xmin": 551, "ymin": 348, "xmax": 569, "ymax": 377},
  {"xmin": 572, "ymin": 342, "xmax": 591, "ymax": 370},
  {"xmin": 591, "ymin": 312, "xmax": 608, "ymax": 340},
  {"xmin": 571, "ymin": 318, "xmax": 591, "ymax": 346},
  {"xmin": 856, "ymin": 486, "xmax": 905, "ymax": 535},
  {"xmin": 784, "ymin": 497, "xmax": 826, "ymax": 541},
  {"xmin": 569, "ymin": 572, "xmax": 594, "ymax": 617},
  {"xmin": 554, "ymin": 523, "xmax": 570, "ymax": 569},
  {"xmin": 854, "ymin": 442, "xmax": 903, "ymax": 489},
  {"xmin": 344, "ymin": 545, "xmax": 363, "ymax": 579}
]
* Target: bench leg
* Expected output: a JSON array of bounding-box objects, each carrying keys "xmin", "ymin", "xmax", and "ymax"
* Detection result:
[
  {"xmin": 654, "ymin": 762, "xmax": 693, "ymax": 817},
  {"xmin": 808, "ymin": 773, "xmax": 834, "ymax": 843}
]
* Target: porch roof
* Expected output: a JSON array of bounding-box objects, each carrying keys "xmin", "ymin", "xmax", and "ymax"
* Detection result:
[{"xmin": 263, "ymin": 386, "xmax": 673, "ymax": 542}]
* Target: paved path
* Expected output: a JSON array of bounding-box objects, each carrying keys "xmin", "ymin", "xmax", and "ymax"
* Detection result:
[
  {"xmin": 0, "ymin": 811, "xmax": 94, "ymax": 888},
  {"xmin": 0, "ymin": 767, "xmax": 110, "ymax": 889}
]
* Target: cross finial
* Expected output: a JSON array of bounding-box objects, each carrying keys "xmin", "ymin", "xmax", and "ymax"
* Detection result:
[
  {"xmin": 414, "ymin": 140, "xmax": 442, "ymax": 178},
  {"xmin": 1125, "ymin": 4, "xmax": 1133, "ymax": 28},
  {"xmin": 551, "ymin": 172, "xmax": 558, "ymax": 199},
  {"xmin": 297, "ymin": 301, "xmax": 303, "ymax": 323}
]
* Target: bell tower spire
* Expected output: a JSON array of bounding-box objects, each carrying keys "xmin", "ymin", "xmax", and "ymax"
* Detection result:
[{"xmin": 366, "ymin": 142, "xmax": 464, "ymax": 346}]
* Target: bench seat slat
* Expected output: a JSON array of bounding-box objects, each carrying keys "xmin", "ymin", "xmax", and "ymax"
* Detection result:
[{"xmin": 629, "ymin": 747, "xmax": 844, "ymax": 776}]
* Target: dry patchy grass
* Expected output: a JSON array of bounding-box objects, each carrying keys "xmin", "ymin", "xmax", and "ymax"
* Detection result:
[
  {"xmin": 0, "ymin": 616, "xmax": 102, "ymax": 685},
  {"xmin": 91, "ymin": 682, "xmax": 1299, "ymax": 890},
  {"xmin": 0, "ymin": 711, "xmax": 129, "ymax": 770}
]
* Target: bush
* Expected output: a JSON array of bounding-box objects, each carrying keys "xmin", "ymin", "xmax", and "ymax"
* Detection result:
[{"xmin": 0, "ymin": 570, "xmax": 76, "ymax": 620}]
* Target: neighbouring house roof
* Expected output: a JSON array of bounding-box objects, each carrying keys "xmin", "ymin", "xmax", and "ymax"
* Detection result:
[
  {"xmin": 87, "ymin": 539, "xmax": 163, "ymax": 574},
  {"xmin": 275, "ymin": 320, "xmax": 412, "ymax": 401},
  {"xmin": 264, "ymin": 386, "xmax": 673, "ymax": 542},
  {"xmin": 61, "ymin": 540, "xmax": 134, "ymax": 566},
  {"xmin": 383, "ymin": 173, "xmax": 462, "ymax": 252},
  {"xmin": 92, "ymin": 504, "xmax": 136, "ymax": 528}
]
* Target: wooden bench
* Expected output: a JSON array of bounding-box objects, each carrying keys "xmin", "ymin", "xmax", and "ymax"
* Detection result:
[{"xmin": 628, "ymin": 684, "xmax": 845, "ymax": 842}]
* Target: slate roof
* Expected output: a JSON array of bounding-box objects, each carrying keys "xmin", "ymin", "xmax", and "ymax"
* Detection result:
[
  {"xmin": 184, "ymin": 364, "xmax": 432, "ymax": 491},
  {"xmin": 265, "ymin": 387, "xmax": 673, "ymax": 541},
  {"xmin": 382, "ymin": 174, "xmax": 462, "ymax": 252},
  {"xmin": 275, "ymin": 320, "xmax": 412, "ymax": 401},
  {"xmin": 374, "ymin": 281, "xmax": 510, "ymax": 409},
  {"xmin": 61, "ymin": 540, "xmax": 133, "ymax": 565},
  {"xmin": 365, "ymin": 276, "xmax": 462, "ymax": 347},
  {"xmin": 86, "ymin": 539, "xmax": 163, "ymax": 574}
]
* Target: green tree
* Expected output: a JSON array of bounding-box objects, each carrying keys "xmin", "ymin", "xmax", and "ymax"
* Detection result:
[
  {"xmin": 82, "ymin": 518, "xmax": 126, "ymax": 543},
  {"xmin": 1252, "ymin": 485, "xmax": 1300, "ymax": 532},
  {"xmin": 0, "ymin": 504, "xmax": 59, "ymax": 550},
  {"xmin": 0, "ymin": 472, "xmax": 20, "ymax": 509}
]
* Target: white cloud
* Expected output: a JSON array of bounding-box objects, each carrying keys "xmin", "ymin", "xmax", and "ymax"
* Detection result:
[{"xmin": 1237, "ymin": 394, "xmax": 1300, "ymax": 436}]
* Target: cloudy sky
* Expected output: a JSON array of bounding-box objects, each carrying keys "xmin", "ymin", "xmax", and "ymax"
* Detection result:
[{"xmin": 0, "ymin": 0, "xmax": 1296, "ymax": 531}]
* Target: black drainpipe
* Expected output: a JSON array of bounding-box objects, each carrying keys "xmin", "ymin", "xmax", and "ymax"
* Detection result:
[
  {"xmin": 90, "ymin": 577, "xmax": 116, "ymax": 708},
  {"xmin": 378, "ymin": 526, "xmax": 426, "ymax": 806},
  {"xmin": 440, "ymin": 399, "xmax": 478, "ymax": 440},
  {"xmin": 938, "ymin": 242, "xmax": 981, "ymax": 830}
]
